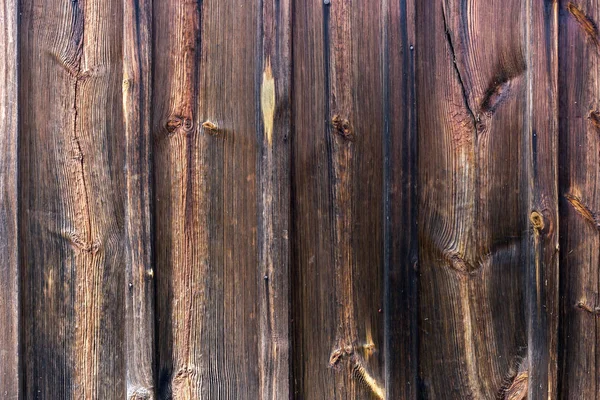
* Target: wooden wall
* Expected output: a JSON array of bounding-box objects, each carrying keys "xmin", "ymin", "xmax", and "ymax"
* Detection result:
[{"xmin": 0, "ymin": 0, "xmax": 598, "ymax": 398}]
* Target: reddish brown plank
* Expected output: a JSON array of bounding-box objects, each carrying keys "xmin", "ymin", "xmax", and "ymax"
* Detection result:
[
  {"xmin": 416, "ymin": 1, "xmax": 528, "ymax": 397},
  {"xmin": 153, "ymin": 0, "xmax": 268, "ymax": 397},
  {"xmin": 0, "ymin": 0, "xmax": 19, "ymax": 396}
]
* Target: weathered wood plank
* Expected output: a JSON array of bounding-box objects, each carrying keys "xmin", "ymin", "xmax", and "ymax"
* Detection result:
[
  {"xmin": 258, "ymin": 0, "xmax": 292, "ymax": 398},
  {"xmin": 526, "ymin": 1, "xmax": 559, "ymax": 399},
  {"xmin": 416, "ymin": 1, "xmax": 528, "ymax": 398},
  {"xmin": 384, "ymin": 0, "xmax": 418, "ymax": 398},
  {"xmin": 123, "ymin": 0, "xmax": 155, "ymax": 397},
  {"xmin": 292, "ymin": 0, "xmax": 385, "ymax": 398},
  {"xmin": 0, "ymin": 0, "xmax": 19, "ymax": 396},
  {"xmin": 154, "ymin": 0, "xmax": 261, "ymax": 397},
  {"xmin": 20, "ymin": 0, "xmax": 126, "ymax": 397},
  {"xmin": 559, "ymin": 1, "xmax": 600, "ymax": 398}
]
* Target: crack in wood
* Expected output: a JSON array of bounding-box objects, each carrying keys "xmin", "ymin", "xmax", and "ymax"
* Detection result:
[{"xmin": 442, "ymin": 5, "xmax": 478, "ymax": 135}]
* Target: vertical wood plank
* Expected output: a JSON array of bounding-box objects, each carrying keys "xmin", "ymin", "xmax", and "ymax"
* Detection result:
[
  {"xmin": 20, "ymin": 0, "xmax": 126, "ymax": 397},
  {"xmin": 154, "ymin": 0, "xmax": 261, "ymax": 397},
  {"xmin": 416, "ymin": 1, "xmax": 528, "ymax": 398},
  {"xmin": 258, "ymin": 0, "xmax": 292, "ymax": 398},
  {"xmin": 526, "ymin": 0, "xmax": 559, "ymax": 399},
  {"xmin": 124, "ymin": 0, "xmax": 155, "ymax": 397},
  {"xmin": 292, "ymin": 0, "xmax": 385, "ymax": 398},
  {"xmin": 0, "ymin": 0, "xmax": 19, "ymax": 396},
  {"xmin": 559, "ymin": 1, "xmax": 600, "ymax": 398},
  {"xmin": 384, "ymin": 0, "xmax": 418, "ymax": 398}
]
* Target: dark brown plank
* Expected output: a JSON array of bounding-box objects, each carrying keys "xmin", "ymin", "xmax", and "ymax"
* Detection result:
[
  {"xmin": 416, "ymin": 1, "xmax": 528, "ymax": 398},
  {"xmin": 20, "ymin": 0, "xmax": 126, "ymax": 397},
  {"xmin": 153, "ymin": 0, "xmax": 262, "ymax": 397},
  {"xmin": 0, "ymin": 0, "xmax": 19, "ymax": 396},
  {"xmin": 124, "ymin": 0, "xmax": 155, "ymax": 397},
  {"xmin": 258, "ymin": 0, "xmax": 292, "ymax": 398},
  {"xmin": 292, "ymin": 0, "xmax": 385, "ymax": 398},
  {"xmin": 384, "ymin": 0, "xmax": 418, "ymax": 398},
  {"xmin": 559, "ymin": 1, "xmax": 600, "ymax": 398},
  {"xmin": 526, "ymin": 1, "xmax": 559, "ymax": 399}
]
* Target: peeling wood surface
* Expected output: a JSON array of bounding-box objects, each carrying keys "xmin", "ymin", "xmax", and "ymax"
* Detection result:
[{"xmin": 2, "ymin": 0, "xmax": 600, "ymax": 398}]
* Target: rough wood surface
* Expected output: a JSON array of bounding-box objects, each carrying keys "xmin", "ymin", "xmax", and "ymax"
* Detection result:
[
  {"xmin": 124, "ymin": 0, "xmax": 155, "ymax": 397},
  {"xmin": 153, "ymin": 0, "xmax": 275, "ymax": 397},
  {"xmin": 292, "ymin": 1, "xmax": 385, "ymax": 398},
  {"xmin": 416, "ymin": 1, "xmax": 528, "ymax": 398},
  {"xmin": 20, "ymin": 0, "xmax": 126, "ymax": 397},
  {"xmin": 0, "ymin": 0, "xmax": 19, "ymax": 397},
  {"xmin": 559, "ymin": 1, "xmax": 600, "ymax": 398},
  {"xmin": 4, "ymin": 0, "xmax": 600, "ymax": 398}
]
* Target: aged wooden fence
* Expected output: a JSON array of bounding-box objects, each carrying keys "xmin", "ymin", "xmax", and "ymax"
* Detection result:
[{"xmin": 0, "ymin": 0, "xmax": 599, "ymax": 398}]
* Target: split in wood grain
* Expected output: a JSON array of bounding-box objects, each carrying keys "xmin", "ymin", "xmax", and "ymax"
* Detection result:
[
  {"xmin": 564, "ymin": 193, "xmax": 600, "ymax": 229},
  {"xmin": 442, "ymin": 6, "xmax": 477, "ymax": 134},
  {"xmin": 261, "ymin": 57, "xmax": 275, "ymax": 146},
  {"xmin": 567, "ymin": 2, "xmax": 599, "ymax": 48}
]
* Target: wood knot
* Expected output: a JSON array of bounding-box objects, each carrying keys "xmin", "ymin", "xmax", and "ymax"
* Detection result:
[
  {"xmin": 588, "ymin": 109, "xmax": 600, "ymax": 130},
  {"xmin": 567, "ymin": 2, "xmax": 600, "ymax": 48},
  {"xmin": 530, "ymin": 211, "xmax": 544, "ymax": 232},
  {"xmin": 332, "ymin": 115, "xmax": 353, "ymax": 140},
  {"xmin": 166, "ymin": 116, "xmax": 193, "ymax": 134},
  {"xmin": 173, "ymin": 365, "xmax": 197, "ymax": 385},
  {"xmin": 576, "ymin": 301, "xmax": 600, "ymax": 314},
  {"xmin": 202, "ymin": 120, "xmax": 219, "ymax": 135}
]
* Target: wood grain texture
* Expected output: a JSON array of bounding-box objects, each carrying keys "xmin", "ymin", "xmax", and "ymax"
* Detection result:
[
  {"xmin": 153, "ymin": 0, "xmax": 262, "ymax": 397},
  {"xmin": 416, "ymin": 1, "xmax": 528, "ymax": 398},
  {"xmin": 292, "ymin": 0, "xmax": 385, "ymax": 398},
  {"xmin": 0, "ymin": 0, "xmax": 19, "ymax": 397},
  {"xmin": 526, "ymin": 1, "xmax": 559, "ymax": 399},
  {"xmin": 258, "ymin": 0, "xmax": 292, "ymax": 399},
  {"xmin": 124, "ymin": 0, "xmax": 155, "ymax": 397},
  {"xmin": 20, "ymin": 0, "xmax": 126, "ymax": 397},
  {"xmin": 383, "ymin": 0, "xmax": 418, "ymax": 398},
  {"xmin": 559, "ymin": 1, "xmax": 600, "ymax": 398}
]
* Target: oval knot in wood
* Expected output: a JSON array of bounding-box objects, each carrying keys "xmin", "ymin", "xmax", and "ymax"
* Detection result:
[{"xmin": 332, "ymin": 115, "xmax": 353, "ymax": 140}]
